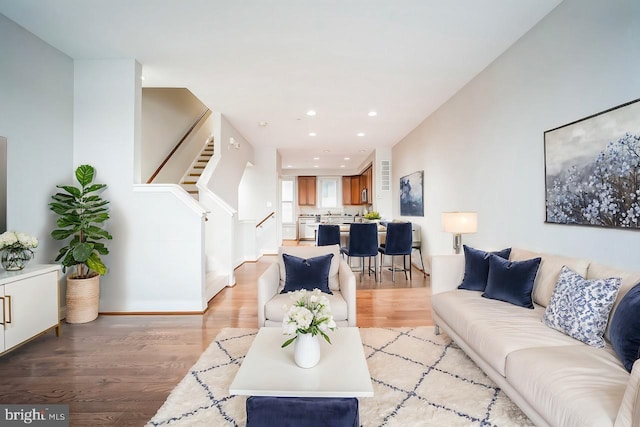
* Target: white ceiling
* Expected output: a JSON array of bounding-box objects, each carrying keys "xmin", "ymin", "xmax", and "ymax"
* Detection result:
[{"xmin": 0, "ymin": 0, "xmax": 562, "ymax": 171}]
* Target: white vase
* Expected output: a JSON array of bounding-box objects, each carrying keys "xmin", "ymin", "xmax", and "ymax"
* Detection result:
[{"xmin": 294, "ymin": 333, "xmax": 320, "ymax": 368}]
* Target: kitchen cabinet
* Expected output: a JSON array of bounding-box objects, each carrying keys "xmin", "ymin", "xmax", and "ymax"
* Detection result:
[
  {"xmin": 342, "ymin": 164, "xmax": 373, "ymax": 205},
  {"xmin": 298, "ymin": 176, "xmax": 316, "ymax": 206},
  {"xmin": 351, "ymin": 176, "xmax": 362, "ymax": 205},
  {"xmin": 362, "ymin": 165, "xmax": 373, "ymax": 204},
  {"xmin": 342, "ymin": 176, "xmax": 352, "ymax": 205},
  {"xmin": 1, "ymin": 265, "xmax": 60, "ymax": 355},
  {"xmin": 298, "ymin": 217, "xmax": 318, "ymax": 241}
]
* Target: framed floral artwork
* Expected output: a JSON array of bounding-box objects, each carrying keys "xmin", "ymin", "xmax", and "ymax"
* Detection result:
[{"xmin": 545, "ymin": 98, "xmax": 640, "ymax": 229}]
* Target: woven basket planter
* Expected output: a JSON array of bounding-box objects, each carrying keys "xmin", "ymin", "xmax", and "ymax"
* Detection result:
[{"xmin": 66, "ymin": 275, "xmax": 100, "ymax": 324}]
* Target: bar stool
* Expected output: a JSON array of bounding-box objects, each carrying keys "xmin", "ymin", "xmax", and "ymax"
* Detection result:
[
  {"xmin": 317, "ymin": 224, "xmax": 341, "ymax": 246},
  {"xmin": 340, "ymin": 223, "xmax": 378, "ymax": 281},
  {"xmin": 412, "ymin": 241, "xmax": 427, "ymax": 277},
  {"xmin": 411, "ymin": 223, "xmax": 427, "ymax": 277},
  {"xmin": 378, "ymin": 222, "xmax": 413, "ymax": 282}
]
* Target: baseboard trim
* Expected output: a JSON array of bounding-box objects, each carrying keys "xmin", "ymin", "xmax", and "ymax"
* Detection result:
[{"xmin": 100, "ymin": 310, "xmax": 205, "ymax": 316}]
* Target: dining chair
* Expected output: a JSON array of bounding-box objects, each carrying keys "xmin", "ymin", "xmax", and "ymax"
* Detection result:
[
  {"xmin": 317, "ymin": 224, "xmax": 341, "ymax": 246},
  {"xmin": 340, "ymin": 223, "xmax": 378, "ymax": 281},
  {"xmin": 378, "ymin": 222, "xmax": 413, "ymax": 282}
]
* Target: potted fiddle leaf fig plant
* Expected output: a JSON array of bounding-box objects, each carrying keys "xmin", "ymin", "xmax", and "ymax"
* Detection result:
[{"xmin": 50, "ymin": 164, "xmax": 112, "ymax": 323}]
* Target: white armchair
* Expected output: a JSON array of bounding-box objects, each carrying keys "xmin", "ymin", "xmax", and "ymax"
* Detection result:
[{"xmin": 258, "ymin": 244, "xmax": 357, "ymax": 327}]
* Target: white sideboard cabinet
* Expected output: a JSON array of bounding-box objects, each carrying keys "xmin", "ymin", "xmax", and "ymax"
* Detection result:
[{"xmin": 0, "ymin": 264, "xmax": 60, "ymax": 355}]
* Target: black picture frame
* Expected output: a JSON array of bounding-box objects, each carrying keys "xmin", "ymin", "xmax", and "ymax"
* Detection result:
[
  {"xmin": 544, "ymin": 98, "xmax": 640, "ymax": 229},
  {"xmin": 400, "ymin": 170, "xmax": 424, "ymax": 217}
]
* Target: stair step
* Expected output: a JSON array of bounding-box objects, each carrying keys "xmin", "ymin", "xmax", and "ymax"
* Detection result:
[
  {"xmin": 189, "ymin": 173, "xmax": 202, "ymax": 176},
  {"xmin": 187, "ymin": 190, "xmax": 198, "ymax": 194},
  {"xmin": 193, "ymin": 165, "xmax": 205, "ymax": 169},
  {"xmin": 183, "ymin": 181, "xmax": 197, "ymax": 185}
]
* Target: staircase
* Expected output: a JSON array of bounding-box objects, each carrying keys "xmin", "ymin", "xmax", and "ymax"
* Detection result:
[{"xmin": 180, "ymin": 139, "xmax": 214, "ymax": 199}]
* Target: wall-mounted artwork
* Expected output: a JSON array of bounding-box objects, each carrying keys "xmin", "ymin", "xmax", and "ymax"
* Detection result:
[
  {"xmin": 545, "ymin": 98, "xmax": 640, "ymax": 229},
  {"xmin": 400, "ymin": 170, "xmax": 424, "ymax": 217}
]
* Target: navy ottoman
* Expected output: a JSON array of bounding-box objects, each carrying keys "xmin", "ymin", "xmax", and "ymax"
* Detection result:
[{"xmin": 245, "ymin": 396, "xmax": 359, "ymax": 427}]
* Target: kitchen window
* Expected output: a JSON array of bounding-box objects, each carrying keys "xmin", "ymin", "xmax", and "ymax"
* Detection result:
[
  {"xmin": 319, "ymin": 177, "xmax": 339, "ymax": 209},
  {"xmin": 281, "ymin": 178, "xmax": 294, "ymax": 223}
]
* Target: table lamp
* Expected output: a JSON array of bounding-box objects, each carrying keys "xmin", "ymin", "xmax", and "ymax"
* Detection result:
[{"xmin": 441, "ymin": 212, "xmax": 478, "ymax": 254}]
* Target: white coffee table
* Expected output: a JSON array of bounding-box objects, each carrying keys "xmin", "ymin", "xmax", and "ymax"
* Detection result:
[{"xmin": 229, "ymin": 327, "xmax": 373, "ymax": 398}]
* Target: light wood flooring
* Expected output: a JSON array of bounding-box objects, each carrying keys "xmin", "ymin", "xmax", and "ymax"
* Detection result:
[{"xmin": 0, "ymin": 255, "xmax": 432, "ymax": 426}]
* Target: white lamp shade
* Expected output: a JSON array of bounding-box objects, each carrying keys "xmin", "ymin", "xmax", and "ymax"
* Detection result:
[{"xmin": 442, "ymin": 212, "xmax": 478, "ymax": 234}]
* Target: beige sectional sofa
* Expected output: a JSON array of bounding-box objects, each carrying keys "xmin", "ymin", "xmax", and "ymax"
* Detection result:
[{"xmin": 431, "ymin": 248, "xmax": 640, "ymax": 427}]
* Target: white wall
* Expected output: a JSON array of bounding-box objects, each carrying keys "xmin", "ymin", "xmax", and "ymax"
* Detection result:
[
  {"xmin": 209, "ymin": 113, "xmax": 254, "ymax": 209},
  {"xmin": 0, "ymin": 14, "xmax": 74, "ymax": 265},
  {"xmin": 238, "ymin": 146, "xmax": 279, "ymax": 257},
  {"xmin": 141, "ymin": 88, "xmax": 211, "ymax": 183},
  {"xmin": 392, "ymin": 0, "xmax": 640, "ymax": 270},
  {"xmin": 74, "ymin": 60, "xmax": 207, "ymax": 312}
]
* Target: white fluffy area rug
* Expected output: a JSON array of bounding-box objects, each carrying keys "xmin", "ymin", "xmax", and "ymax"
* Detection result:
[{"xmin": 147, "ymin": 327, "xmax": 533, "ymax": 426}]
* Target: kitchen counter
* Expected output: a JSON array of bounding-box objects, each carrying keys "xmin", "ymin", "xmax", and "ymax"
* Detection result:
[{"xmin": 298, "ymin": 215, "xmax": 357, "ymax": 240}]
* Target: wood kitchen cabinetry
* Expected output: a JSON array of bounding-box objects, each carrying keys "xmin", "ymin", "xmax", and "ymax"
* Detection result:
[
  {"xmin": 351, "ymin": 176, "xmax": 361, "ymax": 205},
  {"xmin": 1, "ymin": 265, "xmax": 60, "ymax": 356},
  {"xmin": 362, "ymin": 165, "xmax": 373, "ymax": 204},
  {"xmin": 341, "ymin": 175, "xmax": 360, "ymax": 206},
  {"xmin": 298, "ymin": 176, "xmax": 317, "ymax": 206},
  {"xmin": 342, "ymin": 165, "xmax": 373, "ymax": 205},
  {"xmin": 342, "ymin": 176, "xmax": 352, "ymax": 206}
]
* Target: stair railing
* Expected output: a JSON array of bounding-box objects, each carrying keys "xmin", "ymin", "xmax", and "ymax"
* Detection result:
[
  {"xmin": 146, "ymin": 108, "xmax": 211, "ymax": 184},
  {"xmin": 256, "ymin": 211, "xmax": 276, "ymax": 228}
]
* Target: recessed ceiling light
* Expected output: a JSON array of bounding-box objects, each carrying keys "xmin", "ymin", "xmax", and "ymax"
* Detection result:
[
  {"xmin": 258, "ymin": 121, "xmax": 268, "ymax": 127},
  {"xmin": 313, "ymin": 165, "xmax": 319, "ymax": 168},
  {"xmin": 286, "ymin": 165, "xmax": 293, "ymax": 168},
  {"xmin": 306, "ymin": 110, "xmax": 316, "ymax": 117},
  {"xmin": 368, "ymin": 111, "xmax": 377, "ymax": 117},
  {"xmin": 344, "ymin": 157, "xmax": 350, "ymax": 160},
  {"xmin": 309, "ymin": 132, "xmax": 317, "ymax": 137},
  {"xmin": 313, "ymin": 157, "xmax": 320, "ymax": 160},
  {"xmin": 340, "ymin": 165, "xmax": 345, "ymax": 168},
  {"xmin": 140, "ymin": 75, "xmax": 145, "ymax": 81},
  {"xmin": 357, "ymin": 132, "xmax": 365, "ymax": 137},
  {"xmin": 323, "ymin": 150, "xmax": 330, "ymax": 153}
]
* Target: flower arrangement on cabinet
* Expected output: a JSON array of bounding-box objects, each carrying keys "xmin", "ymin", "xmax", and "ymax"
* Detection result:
[
  {"xmin": 0, "ymin": 231, "xmax": 39, "ymax": 271},
  {"xmin": 281, "ymin": 288, "xmax": 336, "ymax": 348}
]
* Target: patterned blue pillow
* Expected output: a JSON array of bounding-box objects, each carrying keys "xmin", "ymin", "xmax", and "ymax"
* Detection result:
[{"xmin": 542, "ymin": 266, "xmax": 621, "ymax": 348}]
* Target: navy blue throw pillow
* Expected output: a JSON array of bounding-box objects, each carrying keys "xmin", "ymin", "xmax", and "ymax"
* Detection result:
[
  {"xmin": 482, "ymin": 254, "xmax": 541, "ymax": 309},
  {"xmin": 609, "ymin": 283, "xmax": 640, "ymax": 372},
  {"xmin": 281, "ymin": 253, "xmax": 334, "ymax": 295},
  {"xmin": 458, "ymin": 245, "xmax": 512, "ymax": 291}
]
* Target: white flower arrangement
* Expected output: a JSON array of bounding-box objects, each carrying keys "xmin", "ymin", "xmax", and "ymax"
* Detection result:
[
  {"xmin": 0, "ymin": 231, "xmax": 39, "ymax": 251},
  {"xmin": 281, "ymin": 288, "xmax": 337, "ymax": 348}
]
